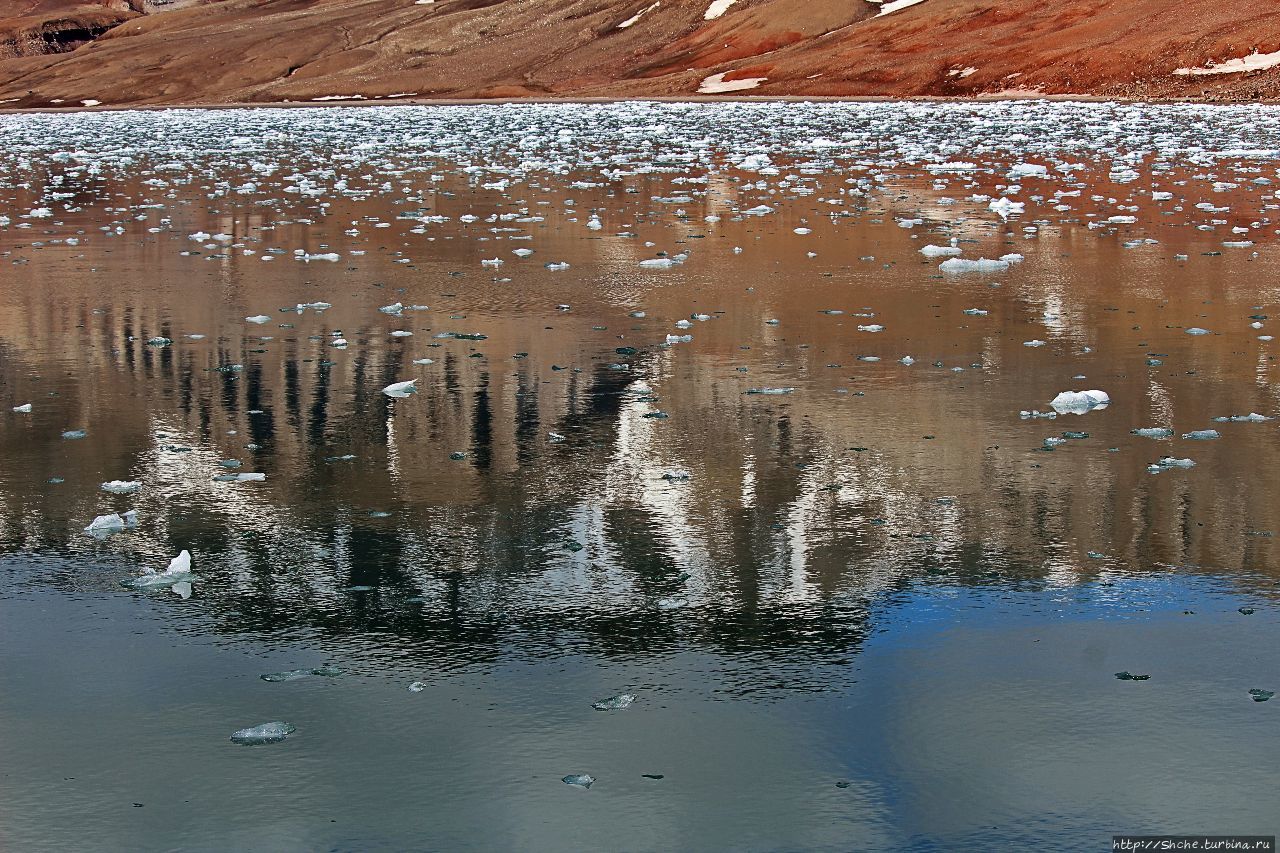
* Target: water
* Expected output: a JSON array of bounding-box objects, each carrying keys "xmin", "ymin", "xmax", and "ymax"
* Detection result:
[{"xmin": 1, "ymin": 101, "xmax": 1278, "ymax": 851}]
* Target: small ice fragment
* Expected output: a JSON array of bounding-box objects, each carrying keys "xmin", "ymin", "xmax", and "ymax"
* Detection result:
[
  {"xmin": 12, "ymin": 403, "xmax": 32, "ymax": 413},
  {"xmin": 1212, "ymin": 413, "xmax": 1272, "ymax": 423},
  {"xmin": 127, "ymin": 549, "xmax": 195, "ymax": 588},
  {"xmin": 1249, "ymin": 689, "xmax": 1275, "ymax": 702},
  {"xmin": 1023, "ymin": 340, "xmax": 1046, "ymax": 347},
  {"xmin": 745, "ymin": 387, "xmax": 795, "ymax": 395},
  {"xmin": 857, "ymin": 324, "xmax": 884, "ymax": 332},
  {"xmin": 408, "ymin": 681, "xmax": 427, "ymax": 693},
  {"xmin": 562, "ymin": 774, "xmax": 595, "ymax": 788},
  {"xmin": 230, "ymin": 721, "xmax": 296, "ymax": 745},
  {"xmin": 101, "ymin": 480, "xmax": 141, "ymax": 494},
  {"xmin": 1114, "ymin": 672, "xmax": 1150, "ymax": 681},
  {"xmin": 1155, "ymin": 456, "xmax": 1196, "ymax": 469},
  {"xmin": 1132, "ymin": 427, "xmax": 1173, "ymax": 438},
  {"xmin": 939, "ymin": 257, "xmax": 1010, "ymax": 274},
  {"xmin": 1185, "ymin": 327, "xmax": 1211, "ymax": 335},
  {"xmin": 171, "ymin": 581, "xmax": 192, "ymax": 599},
  {"xmin": 379, "ymin": 302, "xmax": 404, "ymax": 315},
  {"xmin": 245, "ymin": 315, "xmax": 272, "ymax": 325},
  {"xmin": 900, "ymin": 356, "xmax": 915, "ymax": 365},
  {"xmin": 592, "ymin": 694, "xmax": 636, "ymax": 711},
  {"xmin": 1181, "ymin": 430, "xmax": 1220, "ymax": 440},
  {"xmin": 62, "ymin": 429, "xmax": 87, "ymax": 439},
  {"xmin": 383, "ymin": 379, "xmax": 419, "ymax": 398}
]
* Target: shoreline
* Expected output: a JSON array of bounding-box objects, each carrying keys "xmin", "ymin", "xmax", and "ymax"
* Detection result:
[{"xmin": 1, "ymin": 92, "xmax": 1271, "ymax": 116}]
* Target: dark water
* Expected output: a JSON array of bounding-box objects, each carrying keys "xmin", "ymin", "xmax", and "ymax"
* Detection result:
[{"xmin": 0, "ymin": 102, "xmax": 1278, "ymax": 851}]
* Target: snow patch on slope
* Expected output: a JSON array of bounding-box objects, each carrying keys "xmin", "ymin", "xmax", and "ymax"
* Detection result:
[
  {"xmin": 876, "ymin": 0, "xmax": 929, "ymax": 17},
  {"xmin": 698, "ymin": 72, "xmax": 766, "ymax": 93},
  {"xmin": 704, "ymin": 0, "xmax": 739, "ymax": 20},
  {"xmin": 619, "ymin": 1, "xmax": 659, "ymax": 28},
  {"xmin": 1173, "ymin": 50, "xmax": 1280, "ymax": 76}
]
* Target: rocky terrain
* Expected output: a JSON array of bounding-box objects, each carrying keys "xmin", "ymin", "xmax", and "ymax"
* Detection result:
[{"xmin": 0, "ymin": 0, "xmax": 1277, "ymax": 108}]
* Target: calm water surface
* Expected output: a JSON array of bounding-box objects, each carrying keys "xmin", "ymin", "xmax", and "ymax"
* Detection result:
[{"xmin": 0, "ymin": 102, "xmax": 1278, "ymax": 851}]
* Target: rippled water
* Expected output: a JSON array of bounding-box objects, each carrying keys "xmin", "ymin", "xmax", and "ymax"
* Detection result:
[{"xmin": 1, "ymin": 102, "xmax": 1278, "ymax": 851}]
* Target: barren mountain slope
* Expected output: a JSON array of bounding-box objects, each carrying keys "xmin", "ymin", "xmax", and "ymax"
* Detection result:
[{"xmin": 0, "ymin": 0, "xmax": 1277, "ymax": 107}]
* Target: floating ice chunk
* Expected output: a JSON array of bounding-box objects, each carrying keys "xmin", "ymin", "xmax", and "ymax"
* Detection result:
[
  {"xmin": 640, "ymin": 257, "xmax": 677, "ymax": 269},
  {"xmin": 741, "ymin": 205, "xmax": 775, "ymax": 216},
  {"xmin": 512, "ymin": 248, "xmax": 534, "ymax": 257},
  {"xmin": 745, "ymin": 387, "xmax": 795, "ymax": 395},
  {"xmin": 12, "ymin": 403, "xmax": 32, "ymax": 413},
  {"xmin": 245, "ymin": 315, "xmax": 272, "ymax": 325},
  {"xmin": 300, "ymin": 252, "xmax": 340, "ymax": 262},
  {"xmin": 481, "ymin": 257, "xmax": 504, "ymax": 267},
  {"xmin": 1212, "ymin": 413, "xmax": 1272, "ymax": 423},
  {"xmin": 127, "ymin": 549, "xmax": 195, "ymax": 588},
  {"xmin": 230, "ymin": 721, "xmax": 296, "ymax": 745},
  {"xmin": 665, "ymin": 334, "xmax": 693, "ymax": 343},
  {"xmin": 296, "ymin": 302, "xmax": 332, "ymax": 312},
  {"xmin": 1023, "ymin": 340, "xmax": 1046, "ymax": 347},
  {"xmin": 857, "ymin": 324, "xmax": 884, "ymax": 332},
  {"xmin": 383, "ymin": 379, "xmax": 419, "ymax": 398},
  {"xmin": 1181, "ymin": 429, "xmax": 1220, "ymax": 440},
  {"xmin": 1185, "ymin": 327, "xmax": 1211, "ymax": 335},
  {"xmin": 390, "ymin": 330, "xmax": 413, "ymax": 337},
  {"xmin": 989, "ymin": 197, "xmax": 1025, "ymax": 218},
  {"xmin": 592, "ymin": 694, "xmax": 636, "ymax": 711},
  {"xmin": 101, "ymin": 480, "xmax": 141, "ymax": 494},
  {"xmin": 920, "ymin": 244, "xmax": 962, "ymax": 257},
  {"xmin": 900, "ymin": 356, "xmax": 915, "ymax": 365},
  {"xmin": 562, "ymin": 774, "xmax": 595, "ymax": 788},
  {"xmin": 1008, "ymin": 163, "xmax": 1049, "ymax": 180},
  {"xmin": 939, "ymin": 257, "xmax": 1010, "ymax": 273},
  {"xmin": 794, "ymin": 227, "xmax": 811, "ymax": 235},
  {"xmin": 1132, "ymin": 427, "xmax": 1173, "ymax": 438},
  {"xmin": 1049, "ymin": 390, "xmax": 1110, "ymax": 414},
  {"xmin": 331, "ymin": 338, "xmax": 349, "ymax": 348},
  {"xmin": 84, "ymin": 511, "xmax": 139, "ymax": 536},
  {"xmin": 62, "ymin": 429, "xmax": 87, "ymax": 439},
  {"xmin": 380, "ymin": 302, "xmax": 404, "ymax": 315},
  {"xmin": 408, "ymin": 681, "xmax": 427, "ymax": 693},
  {"xmin": 221, "ymin": 472, "xmax": 266, "ymax": 482},
  {"xmin": 171, "ymin": 581, "xmax": 192, "ymax": 599},
  {"xmin": 1151, "ymin": 456, "xmax": 1196, "ymax": 471},
  {"xmin": 261, "ymin": 667, "xmax": 342, "ymax": 682}
]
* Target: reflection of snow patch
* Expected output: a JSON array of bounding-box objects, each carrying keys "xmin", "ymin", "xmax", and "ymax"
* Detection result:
[
  {"xmin": 704, "ymin": 0, "xmax": 738, "ymax": 19},
  {"xmin": 876, "ymin": 0, "xmax": 929, "ymax": 16},
  {"xmin": 619, "ymin": 1, "xmax": 659, "ymax": 28},
  {"xmin": 698, "ymin": 72, "xmax": 766, "ymax": 94},
  {"xmin": 1174, "ymin": 50, "xmax": 1280, "ymax": 76}
]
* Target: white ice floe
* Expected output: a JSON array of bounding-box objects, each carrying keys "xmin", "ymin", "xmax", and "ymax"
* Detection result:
[{"xmin": 101, "ymin": 480, "xmax": 142, "ymax": 494}]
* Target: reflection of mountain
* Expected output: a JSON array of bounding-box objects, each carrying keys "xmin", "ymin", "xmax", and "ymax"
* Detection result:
[{"xmin": 1, "ymin": 133, "xmax": 1279, "ymax": 681}]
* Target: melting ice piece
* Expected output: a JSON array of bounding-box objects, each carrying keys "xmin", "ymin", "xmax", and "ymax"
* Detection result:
[
  {"xmin": 1185, "ymin": 327, "xmax": 1211, "ymax": 335},
  {"xmin": 12, "ymin": 403, "xmax": 32, "ymax": 412},
  {"xmin": 171, "ymin": 581, "xmax": 192, "ymax": 599},
  {"xmin": 857, "ymin": 324, "xmax": 885, "ymax": 332},
  {"xmin": 380, "ymin": 302, "xmax": 405, "ymax": 315},
  {"xmin": 592, "ymin": 694, "xmax": 636, "ymax": 711},
  {"xmin": 1150, "ymin": 457, "xmax": 1196, "ymax": 471},
  {"xmin": 101, "ymin": 480, "xmax": 142, "ymax": 494},
  {"xmin": 126, "ymin": 549, "xmax": 195, "ymax": 588},
  {"xmin": 62, "ymin": 430, "xmax": 87, "ymax": 439},
  {"xmin": 1181, "ymin": 429, "xmax": 1220, "ymax": 440},
  {"xmin": 640, "ymin": 257, "xmax": 677, "ymax": 269},
  {"xmin": 261, "ymin": 667, "xmax": 343, "ymax": 682},
  {"xmin": 1212, "ymin": 413, "xmax": 1272, "ymax": 423},
  {"xmin": 745, "ymin": 387, "xmax": 795, "ymax": 395},
  {"xmin": 408, "ymin": 681, "xmax": 427, "ymax": 693},
  {"xmin": 84, "ymin": 510, "xmax": 139, "ymax": 536},
  {"xmin": 383, "ymin": 379, "xmax": 419, "ymax": 398},
  {"xmin": 989, "ymin": 197, "xmax": 1025, "ymax": 218},
  {"xmin": 920, "ymin": 244, "xmax": 962, "ymax": 257},
  {"xmin": 230, "ymin": 721, "xmax": 296, "ymax": 745},
  {"xmin": 245, "ymin": 315, "xmax": 272, "ymax": 324},
  {"xmin": 939, "ymin": 257, "xmax": 1010, "ymax": 273},
  {"xmin": 1049, "ymin": 390, "xmax": 1110, "ymax": 414},
  {"xmin": 562, "ymin": 774, "xmax": 595, "ymax": 789},
  {"xmin": 1131, "ymin": 427, "xmax": 1173, "ymax": 438}
]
